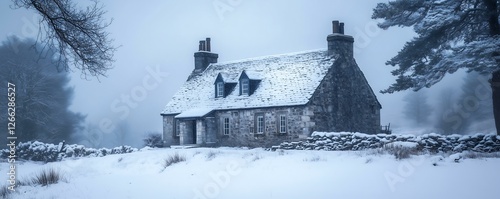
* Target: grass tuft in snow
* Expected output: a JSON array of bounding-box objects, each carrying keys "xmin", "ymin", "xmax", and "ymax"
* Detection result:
[
  {"xmin": 31, "ymin": 168, "xmax": 66, "ymax": 186},
  {"xmin": 362, "ymin": 145, "xmax": 420, "ymax": 160},
  {"xmin": 242, "ymin": 152, "xmax": 253, "ymax": 159},
  {"xmin": 383, "ymin": 145, "xmax": 419, "ymax": 160},
  {"xmin": 162, "ymin": 153, "xmax": 186, "ymax": 171},
  {"xmin": 277, "ymin": 149, "xmax": 286, "ymax": 156},
  {"xmin": 252, "ymin": 155, "xmax": 262, "ymax": 162},
  {"xmin": 206, "ymin": 150, "xmax": 221, "ymax": 161},
  {"xmin": 243, "ymin": 152, "xmax": 262, "ymax": 161},
  {"xmin": 303, "ymin": 155, "xmax": 325, "ymax": 162},
  {"xmin": 193, "ymin": 151, "xmax": 201, "ymax": 157},
  {"xmin": 0, "ymin": 180, "xmax": 26, "ymax": 199},
  {"xmin": 0, "ymin": 185, "xmax": 10, "ymax": 199}
]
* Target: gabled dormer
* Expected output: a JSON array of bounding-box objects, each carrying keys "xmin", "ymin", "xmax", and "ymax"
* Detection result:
[
  {"xmin": 214, "ymin": 73, "xmax": 237, "ymax": 98},
  {"xmin": 239, "ymin": 70, "xmax": 262, "ymax": 96}
]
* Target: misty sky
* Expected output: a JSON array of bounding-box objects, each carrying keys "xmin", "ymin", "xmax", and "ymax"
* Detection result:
[{"xmin": 0, "ymin": 0, "xmax": 477, "ymax": 147}]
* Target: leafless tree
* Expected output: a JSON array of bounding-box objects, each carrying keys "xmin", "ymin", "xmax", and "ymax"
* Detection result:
[{"xmin": 12, "ymin": 0, "xmax": 116, "ymax": 78}]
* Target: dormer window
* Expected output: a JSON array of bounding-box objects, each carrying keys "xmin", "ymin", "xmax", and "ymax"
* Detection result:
[
  {"xmin": 241, "ymin": 79, "xmax": 249, "ymax": 95},
  {"xmin": 239, "ymin": 70, "xmax": 262, "ymax": 96},
  {"xmin": 216, "ymin": 82, "xmax": 224, "ymax": 97},
  {"xmin": 214, "ymin": 73, "xmax": 237, "ymax": 98}
]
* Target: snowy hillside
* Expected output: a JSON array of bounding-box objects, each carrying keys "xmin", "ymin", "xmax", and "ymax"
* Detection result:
[{"xmin": 1, "ymin": 148, "xmax": 499, "ymax": 199}]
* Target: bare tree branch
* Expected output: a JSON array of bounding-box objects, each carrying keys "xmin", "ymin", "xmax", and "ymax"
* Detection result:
[{"xmin": 12, "ymin": 0, "xmax": 116, "ymax": 78}]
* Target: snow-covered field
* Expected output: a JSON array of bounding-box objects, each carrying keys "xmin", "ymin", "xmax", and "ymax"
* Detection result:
[{"xmin": 1, "ymin": 147, "xmax": 499, "ymax": 199}]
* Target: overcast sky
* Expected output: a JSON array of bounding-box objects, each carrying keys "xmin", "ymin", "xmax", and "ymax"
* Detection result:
[{"xmin": 1, "ymin": 0, "xmax": 473, "ymax": 147}]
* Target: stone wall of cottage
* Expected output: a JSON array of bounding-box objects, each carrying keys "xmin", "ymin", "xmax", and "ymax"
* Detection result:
[
  {"xmin": 214, "ymin": 106, "xmax": 312, "ymax": 147},
  {"xmin": 162, "ymin": 115, "xmax": 180, "ymax": 146},
  {"xmin": 308, "ymin": 56, "xmax": 381, "ymax": 134}
]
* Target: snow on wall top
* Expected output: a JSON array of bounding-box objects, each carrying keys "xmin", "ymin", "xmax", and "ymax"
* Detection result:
[{"xmin": 161, "ymin": 49, "xmax": 335, "ymax": 115}]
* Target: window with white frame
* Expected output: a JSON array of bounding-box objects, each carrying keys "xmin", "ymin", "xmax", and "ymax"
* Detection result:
[
  {"xmin": 217, "ymin": 82, "xmax": 224, "ymax": 97},
  {"xmin": 279, "ymin": 115, "xmax": 287, "ymax": 133},
  {"xmin": 241, "ymin": 79, "xmax": 249, "ymax": 95},
  {"xmin": 175, "ymin": 120, "xmax": 180, "ymax": 137},
  {"xmin": 223, "ymin": 117, "xmax": 230, "ymax": 135},
  {"xmin": 256, "ymin": 115, "xmax": 264, "ymax": 134}
]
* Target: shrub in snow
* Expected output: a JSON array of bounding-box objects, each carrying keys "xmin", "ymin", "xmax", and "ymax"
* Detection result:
[
  {"xmin": 15, "ymin": 141, "xmax": 60, "ymax": 162},
  {"xmin": 111, "ymin": 145, "xmax": 137, "ymax": 154},
  {"xmin": 143, "ymin": 133, "xmax": 163, "ymax": 148}
]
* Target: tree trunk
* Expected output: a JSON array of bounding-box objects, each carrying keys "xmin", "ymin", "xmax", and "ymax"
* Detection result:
[
  {"xmin": 492, "ymin": 70, "xmax": 500, "ymax": 135},
  {"xmin": 483, "ymin": 0, "xmax": 500, "ymax": 135}
]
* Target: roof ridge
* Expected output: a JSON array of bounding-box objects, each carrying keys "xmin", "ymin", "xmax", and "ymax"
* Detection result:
[{"xmin": 212, "ymin": 48, "xmax": 327, "ymax": 66}]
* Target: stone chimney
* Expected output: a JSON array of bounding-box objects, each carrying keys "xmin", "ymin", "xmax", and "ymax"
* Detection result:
[
  {"xmin": 194, "ymin": 37, "xmax": 218, "ymax": 73},
  {"xmin": 327, "ymin": 20, "xmax": 354, "ymax": 57}
]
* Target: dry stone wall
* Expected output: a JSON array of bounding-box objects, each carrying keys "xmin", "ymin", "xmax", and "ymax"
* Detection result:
[
  {"xmin": 272, "ymin": 132, "xmax": 500, "ymax": 153},
  {"xmin": 1, "ymin": 141, "xmax": 138, "ymax": 162}
]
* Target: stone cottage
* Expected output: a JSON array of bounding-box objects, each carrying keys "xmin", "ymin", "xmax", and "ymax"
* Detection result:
[{"xmin": 160, "ymin": 21, "xmax": 381, "ymax": 147}]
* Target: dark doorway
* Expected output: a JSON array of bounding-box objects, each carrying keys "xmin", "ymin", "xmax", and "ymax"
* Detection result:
[{"xmin": 192, "ymin": 121, "xmax": 197, "ymax": 144}]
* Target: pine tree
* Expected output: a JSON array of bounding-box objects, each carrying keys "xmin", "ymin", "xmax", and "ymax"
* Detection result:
[
  {"xmin": 434, "ymin": 89, "xmax": 465, "ymax": 134},
  {"xmin": 403, "ymin": 90, "xmax": 432, "ymax": 126},
  {"xmin": 457, "ymin": 72, "xmax": 495, "ymax": 132},
  {"xmin": 373, "ymin": 0, "xmax": 500, "ymax": 135},
  {"xmin": 0, "ymin": 37, "xmax": 85, "ymax": 143}
]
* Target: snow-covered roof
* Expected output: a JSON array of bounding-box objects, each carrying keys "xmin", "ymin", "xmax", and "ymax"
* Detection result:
[
  {"xmin": 218, "ymin": 72, "xmax": 238, "ymax": 83},
  {"xmin": 242, "ymin": 70, "xmax": 263, "ymax": 80},
  {"xmin": 161, "ymin": 49, "xmax": 335, "ymax": 115},
  {"xmin": 175, "ymin": 108, "xmax": 214, "ymax": 119}
]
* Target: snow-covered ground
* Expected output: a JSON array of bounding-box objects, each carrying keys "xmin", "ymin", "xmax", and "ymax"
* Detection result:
[{"xmin": 1, "ymin": 148, "xmax": 499, "ymax": 199}]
